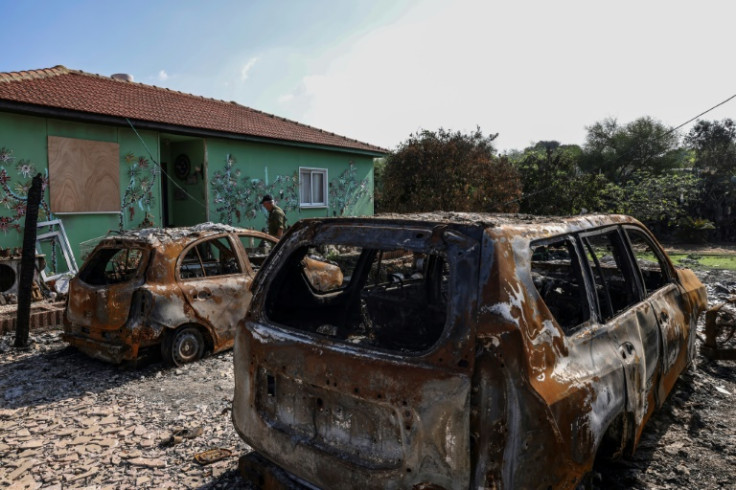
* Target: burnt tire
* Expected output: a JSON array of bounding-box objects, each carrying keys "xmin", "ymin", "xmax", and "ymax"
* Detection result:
[{"xmin": 162, "ymin": 326, "xmax": 205, "ymax": 366}]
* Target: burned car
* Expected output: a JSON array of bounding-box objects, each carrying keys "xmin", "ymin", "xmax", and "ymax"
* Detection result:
[
  {"xmin": 63, "ymin": 223, "xmax": 277, "ymax": 365},
  {"xmin": 232, "ymin": 213, "xmax": 707, "ymax": 489}
]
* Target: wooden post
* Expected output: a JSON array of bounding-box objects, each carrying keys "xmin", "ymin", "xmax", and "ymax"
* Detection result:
[{"xmin": 15, "ymin": 173, "xmax": 43, "ymax": 348}]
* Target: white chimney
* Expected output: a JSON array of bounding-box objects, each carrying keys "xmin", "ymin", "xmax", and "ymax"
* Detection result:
[{"xmin": 111, "ymin": 73, "xmax": 134, "ymax": 82}]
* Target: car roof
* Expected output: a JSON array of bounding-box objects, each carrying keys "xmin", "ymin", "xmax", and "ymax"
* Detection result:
[
  {"xmin": 298, "ymin": 213, "xmax": 642, "ymax": 235},
  {"xmin": 282, "ymin": 213, "xmax": 649, "ymax": 248},
  {"xmin": 95, "ymin": 222, "xmax": 263, "ymax": 248}
]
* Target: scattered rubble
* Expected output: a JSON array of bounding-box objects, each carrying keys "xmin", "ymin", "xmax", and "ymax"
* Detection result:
[
  {"xmin": 0, "ymin": 331, "xmax": 251, "ymax": 489},
  {"xmin": 702, "ymin": 299, "xmax": 736, "ymax": 360},
  {"xmin": 0, "ymin": 270, "xmax": 734, "ymax": 489}
]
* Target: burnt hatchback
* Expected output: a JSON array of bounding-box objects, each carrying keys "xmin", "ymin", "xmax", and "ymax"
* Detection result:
[
  {"xmin": 64, "ymin": 223, "xmax": 276, "ymax": 365},
  {"xmin": 232, "ymin": 213, "xmax": 707, "ymax": 489}
]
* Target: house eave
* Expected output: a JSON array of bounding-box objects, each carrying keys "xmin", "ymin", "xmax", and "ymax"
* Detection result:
[{"xmin": 0, "ymin": 100, "xmax": 387, "ymax": 158}]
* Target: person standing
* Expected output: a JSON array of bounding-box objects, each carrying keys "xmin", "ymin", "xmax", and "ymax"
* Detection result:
[{"xmin": 261, "ymin": 195, "xmax": 286, "ymax": 238}]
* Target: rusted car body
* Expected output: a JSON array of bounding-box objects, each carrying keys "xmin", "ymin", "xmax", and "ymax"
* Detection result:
[
  {"xmin": 63, "ymin": 223, "xmax": 277, "ymax": 365},
  {"xmin": 232, "ymin": 213, "xmax": 707, "ymax": 489}
]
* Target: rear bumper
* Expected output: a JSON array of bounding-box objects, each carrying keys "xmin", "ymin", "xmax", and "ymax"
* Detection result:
[
  {"xmin": 62, "ymin": 317, "xmax": 164, "ymax": 364},
  {"xmin": 62, "ymin": 331, "xmax": 134, "ymax": 364},
  {"xmin": 238, "ymin": 452, "xmax": 318, "ymax": 490}
]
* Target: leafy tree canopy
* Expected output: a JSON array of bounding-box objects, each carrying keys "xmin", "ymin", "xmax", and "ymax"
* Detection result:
[
  {"xmin": 381, "ymin": 127, "xmax": 521, "ymax": 213},
  {"xmin": 610, "ymin": 170, "xmax": 701, "ymax": 226},
  {"xmin": 684, "ymin": 119, "xmax": 736, "ymax": 175},
  {"xmin": 581, "ymin": 116, "xmax": 685, "ymax": 183},
  {"xmin": 512, "ymin": 141, "xmax": 605, "ymax": 215}
]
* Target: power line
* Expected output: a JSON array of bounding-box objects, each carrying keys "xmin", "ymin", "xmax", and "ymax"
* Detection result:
[
  {"xmin": 125, "ymin": 118, "xmax": 208, "ymax": 210},
  {"xmin": 501, "ymin": 92, "xmax": 736, "ymax": 208},
  {"xmin": 669, "ymin": 93, "xmax": 736, "ymax": 135}
]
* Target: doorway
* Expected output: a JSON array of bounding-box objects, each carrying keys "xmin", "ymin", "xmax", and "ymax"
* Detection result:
[{"xmin": 161, "ymin": 136, "xmax": 207, "ymax": 227}]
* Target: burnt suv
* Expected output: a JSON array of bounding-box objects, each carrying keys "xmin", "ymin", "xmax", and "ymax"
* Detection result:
[
  {"xmin": 64, "ymin": 223, "xmax": 277, "ymax": 365},
  {"xmin": 232, "ymin": 213, "xmax": 707, "ymax": 489}
]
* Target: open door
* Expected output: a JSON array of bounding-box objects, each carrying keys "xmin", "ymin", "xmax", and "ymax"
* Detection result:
[{"xmin": 161, "ymin": 137, "xmax": 207, "ymax": 227}]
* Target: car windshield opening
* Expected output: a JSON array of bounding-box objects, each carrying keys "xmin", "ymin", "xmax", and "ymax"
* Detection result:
[{"xmin": 265, "ymin": 245, "xmax": 450, "ymax": 354}]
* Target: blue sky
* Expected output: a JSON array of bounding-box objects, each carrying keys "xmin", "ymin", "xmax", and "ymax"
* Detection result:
[{"xmin": 2, "ymin": 0, "xmax": 735, "ymax": 152}]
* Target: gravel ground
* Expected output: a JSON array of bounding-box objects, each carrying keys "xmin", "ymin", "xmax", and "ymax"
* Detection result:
[{"xmin": 0, "ymin": 271, "xmax": 735, "ymax": 489}]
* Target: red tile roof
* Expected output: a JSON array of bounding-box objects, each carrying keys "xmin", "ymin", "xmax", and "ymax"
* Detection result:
[{"xmin": 0, "ymin": 66, "xmax": 385, "ymax": 154}]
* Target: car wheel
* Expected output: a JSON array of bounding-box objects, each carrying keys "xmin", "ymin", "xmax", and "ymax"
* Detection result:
[{"xmin": 163, "ymin": 326, "xmax": 205, "ymax": 366}]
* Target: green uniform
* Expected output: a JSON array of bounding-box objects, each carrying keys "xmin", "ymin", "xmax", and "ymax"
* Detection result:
[{"xmin": 268, "ymin": 205, "xmax": 286, "ymax": 237}]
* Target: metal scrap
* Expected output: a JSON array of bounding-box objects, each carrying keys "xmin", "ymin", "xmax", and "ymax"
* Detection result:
[
  {"xmin": 702, "ymin": 298, "xmax": 736, "ymax": 360},
  {"xmin": 194, "ymin": 448, "xmax": 232, "ymax": 465}
]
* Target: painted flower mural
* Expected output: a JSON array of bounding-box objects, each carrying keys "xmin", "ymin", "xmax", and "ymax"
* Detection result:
[
  {"xmin": 211, "ymin": 154, "xmax": 299, "ymax": 226},
  {"xmin": 211, "ymin": 154, "xmax": 371, "ymax": 226},
  {"xmin": 120, "ymin": 152, "xmax": 159, "ymax": 230},
  {"xmin": 328, "ymin": 161, "xmax": 372, "ymax": 216},
  {"xmin": 0, "ymin": 146, "xmax": 51, "ymax": 234}
]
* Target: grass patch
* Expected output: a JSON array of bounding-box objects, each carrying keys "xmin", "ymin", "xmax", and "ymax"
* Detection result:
[{"xmin": 665, "ymin": 253, "xmax": 736, "ymax": 271}]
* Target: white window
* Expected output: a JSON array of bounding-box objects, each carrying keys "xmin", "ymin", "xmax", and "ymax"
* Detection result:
[{"xmin": 299, "ymin": 168, "xmax": 328, "ymax": 207}]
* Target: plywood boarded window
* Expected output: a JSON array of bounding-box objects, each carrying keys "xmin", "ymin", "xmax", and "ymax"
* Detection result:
[{"xmin": 48, "ymin": 136, "xmax": 120, "ymax": 213}]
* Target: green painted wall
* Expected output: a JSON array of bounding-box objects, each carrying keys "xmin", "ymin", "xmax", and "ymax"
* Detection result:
[
  {"xmin": 0, "ymin": 110, "xmax": 376, "ymax": 267},
  {"xmin": 0, "ymin": 114, "xmax": 163, "ymax": 262},
  {"xmin": 206, "ymin": 139, "xmax": 374, "ymax": 232}
]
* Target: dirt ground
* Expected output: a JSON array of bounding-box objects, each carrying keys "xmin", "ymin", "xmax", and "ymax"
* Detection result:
[{"xmin": 1, "ymin": 267, "xmax": 735, "ymax": 489}]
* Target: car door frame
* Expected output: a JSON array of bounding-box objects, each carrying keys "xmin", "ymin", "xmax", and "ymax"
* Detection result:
[
  {"xmin": 176, "ymin": 233, "xmax": 252, "ymax": 347},
  {"xmin": 575, "ymin": 225, "xmax": 664, "ymax": 450},
  {"xmin": 621, "ymin": 225, "xmax": 691, "ymax": 404}
]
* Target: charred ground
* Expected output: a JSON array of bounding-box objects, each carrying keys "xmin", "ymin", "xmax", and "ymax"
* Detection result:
[{"xmin": 0, "ymin": 271, "xmax": 735, "ymax": 489}]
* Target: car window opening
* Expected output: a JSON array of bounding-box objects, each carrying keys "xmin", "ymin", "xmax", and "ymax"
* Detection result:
[
  {"xmin": 531, "ymin": 239, "xmax": 589, "ymax": 334},
  {"xmin": 624, "ymin": 227, "xmax": 671, "ymax": 294},
  {"xmin": 582, "ymin": 231, "xmax": 640, "ymax": 322},
  {"xmin": 265, "ymin": 246, "xmax": 450, "ymax": 353},
  {"xmin": 78, "ymin": 247, "xmax": 146, "ymax": 286},
  {"xmin": 239, "ymin": 234, "xmax": 274, "ymax": 270},
  {"xmin": 180, "ymin": 236, "xmax": 241, "ymax": 279}
]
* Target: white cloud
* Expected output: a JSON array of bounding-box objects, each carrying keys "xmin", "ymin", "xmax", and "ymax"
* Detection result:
[
  {"xmin": 158, "ymin": 70, "xmax": 168, "ymax": 81},
  {"xmin": 241, "ymin": 57, "xmax": 258, "ymax": 81},
  {"xmin": 277, "ymin": 93, "xmax": 294, "ymax": 104}
]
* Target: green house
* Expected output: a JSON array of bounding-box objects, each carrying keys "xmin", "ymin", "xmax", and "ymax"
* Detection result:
[{"xmin": 0, "ymin": 66, "xmax": 385, "ymax": 274}]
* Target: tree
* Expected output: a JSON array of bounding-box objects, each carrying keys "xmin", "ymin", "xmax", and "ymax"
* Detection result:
[
  {"xmin": 581, "ymin": 117, "xmax": 685, "ymax": 183},
  {"xmin": 512, "ymin": 141, "xmax": 608, "ymax": 215},
  {"xmin": 381, "ymin": 128, "xmax": 521, "ymax": 213},
  {"xmin": 685, "ymin": 119, "xmax": 736, "ymax": 175},
  {"xmin": 616, "ymin": 170, "xmax": 701, "ymax": 230},
  {"xmin": 373, "ymin": 157, "xmax": 388, "ymax": 212},
  {"xmin": 684, "ymin": 119, "xmax": 736, "ymax": 240}
]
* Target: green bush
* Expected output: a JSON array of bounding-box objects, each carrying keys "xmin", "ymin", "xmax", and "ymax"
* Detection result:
[{"xmin": 675, "ymin": 217, "xmax": 715, "ymax": 243}]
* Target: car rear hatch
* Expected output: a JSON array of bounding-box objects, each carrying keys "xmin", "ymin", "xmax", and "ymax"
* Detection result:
[
  {"xmin": 66, "ymin": 242, "xmax": 150, "ymax": 331},
  {"xmin": 233, "ymin": 220, "xmax": 481, "ymax": 489}
]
